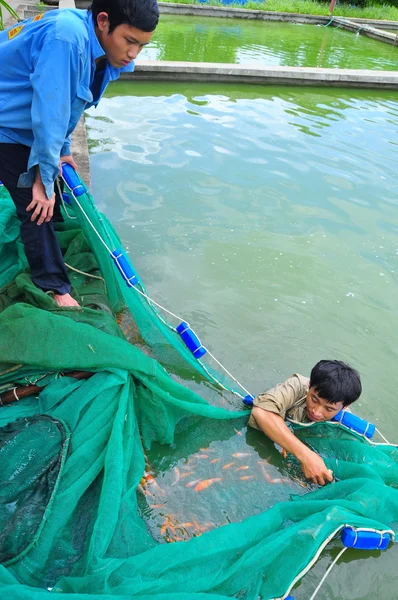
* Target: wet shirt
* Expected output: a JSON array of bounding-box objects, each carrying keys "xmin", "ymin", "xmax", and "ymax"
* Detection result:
[
  {"xmin": 0, "ymin": 9, "xmax": 135, "ymax": 198},
  {"xmin": 248, "ymin": 374, "xmax": 310, "ymax": 430}
]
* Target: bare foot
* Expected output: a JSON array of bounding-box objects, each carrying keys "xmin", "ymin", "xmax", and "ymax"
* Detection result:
[{"xmin": 53, "ymin": 293, "xmax": 80, "ymax": 308}]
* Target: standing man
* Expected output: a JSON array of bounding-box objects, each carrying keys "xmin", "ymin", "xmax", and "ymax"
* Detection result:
[{"xmin": 0, "ymin": 0, "xmax": 158, "ymax": 306}]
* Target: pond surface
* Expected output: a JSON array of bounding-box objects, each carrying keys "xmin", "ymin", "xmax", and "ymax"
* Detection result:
[
  {"xmin": 139, "ymin": 14, "xmax": 398, "ymax": 70},
  {"xmin": 86, "ymin": 81, "xmax": 398, "ymax": 599}
]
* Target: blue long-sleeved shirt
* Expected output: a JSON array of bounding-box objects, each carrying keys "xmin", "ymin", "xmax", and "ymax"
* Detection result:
[{"xmin": 0, "ymin": 9, "xmax": 134, "ymax": 198}]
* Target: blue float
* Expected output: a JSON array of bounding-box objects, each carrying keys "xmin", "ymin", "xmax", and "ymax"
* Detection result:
[
  {"xmin": 111, "ymin": 250, "xmax": 138, "ymax": 287},
  {"xmin": 61, "ymin": 163, "xmax": 86, "ymax": 197},
  {"xmin": 341, "ymin": 528, "xmax": 390, "ymax": 550},
  {"xmin": 176, "ymin": 321, "xmax": 207, "ymax": 358},
  {"xmin": 332, "ymin": 410, "xmax": 376, "ymax": 439},
  {"xmin": 243, "ymin": 394, "xmax": 255, "ymax": 406},
  {"xmin": 62, "ymin": 192, "xmax": 71, "ymax": 206}
]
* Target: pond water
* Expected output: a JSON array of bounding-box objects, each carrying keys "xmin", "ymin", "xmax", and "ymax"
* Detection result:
[
  {"xmin": 86, "ymin": 81, "xmax": 398, "ymax": 599},
  {"xmin": 139, "ymin": 14, "xmax": 398, "ymax": 70}
]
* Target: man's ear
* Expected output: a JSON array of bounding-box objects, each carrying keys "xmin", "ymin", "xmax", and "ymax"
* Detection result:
[{"xmin": 96, "ymin": 11, "xmax": 110, "ymax": 32}]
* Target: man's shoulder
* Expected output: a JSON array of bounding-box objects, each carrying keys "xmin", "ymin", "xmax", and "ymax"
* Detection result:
[
  {"xmin": 288, "ymin": 373, "xmax": 310, "ymax": 396},
  {"xmin": 43, "ymin": 9, "xmax": 89, "ymax": 48}
]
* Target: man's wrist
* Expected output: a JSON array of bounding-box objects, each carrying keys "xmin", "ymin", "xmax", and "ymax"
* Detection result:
[{"xmin": 296, "ymin": 445, "xmax": 314, "ymax": 464}]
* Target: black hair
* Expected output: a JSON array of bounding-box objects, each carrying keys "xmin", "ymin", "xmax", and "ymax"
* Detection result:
[
  {"xmin": 309, "ymin": 360, "xmax": 361, "ymax": 407},
  {"xmin": 90, "ymin": 0, "xmax": 159, "ymax": 33}
]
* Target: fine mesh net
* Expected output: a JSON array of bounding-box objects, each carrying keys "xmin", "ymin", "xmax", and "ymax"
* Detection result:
[{"xmin": 0, "ymin": 179, "xmax": 397, "ymax": 599}]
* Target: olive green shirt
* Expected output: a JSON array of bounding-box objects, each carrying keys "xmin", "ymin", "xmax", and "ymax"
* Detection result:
[{"xmin": 248, "ymin": 373, "xmax": 310, "ymax": 430}]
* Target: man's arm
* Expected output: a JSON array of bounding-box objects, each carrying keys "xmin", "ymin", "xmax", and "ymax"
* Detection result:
[
  {"xmin": 251, "ymin": 407, "xmax": 333, "ymax": 486},
  {"xmin": 27, "ymin": 38, "xmax": 81, "ymax": 221}
]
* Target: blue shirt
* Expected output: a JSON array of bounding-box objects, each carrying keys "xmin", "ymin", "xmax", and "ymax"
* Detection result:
[{"xmin": 0, "ymin": 9, "xmax": 134, "ymax": 198}]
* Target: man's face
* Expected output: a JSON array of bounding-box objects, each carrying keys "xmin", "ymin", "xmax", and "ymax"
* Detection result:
[
  {"xmin": 306, "ymin": 386, "xmax": 343, "ymax": 422},
  {"xmin": 96, "ymin": 13, "xmax": 153, "ymax": 68}
]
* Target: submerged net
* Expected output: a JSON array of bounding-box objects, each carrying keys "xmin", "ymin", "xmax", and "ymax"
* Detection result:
[{"xmin": 0, "ymin": 179, "xmax": 397, "ymax": 600}]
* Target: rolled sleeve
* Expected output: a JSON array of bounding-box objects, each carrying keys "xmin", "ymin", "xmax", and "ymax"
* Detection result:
[
  {"xmin": 20, "ymin": 38, "xmax": 81, "ymax": 198},
  {"xmin": 248, "ymin": 374, "xmax": 308, "ymax": 430}
]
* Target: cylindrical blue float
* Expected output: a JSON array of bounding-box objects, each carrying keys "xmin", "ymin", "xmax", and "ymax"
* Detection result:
[
  {"xmin": 61, "ymin": 163, "xmax": 86, "ymax": 197},
  {"xmin": 332, "ymin": 410, "xmax": 375, "ymax": 439},
  {"xmin": 176, "ymin": 321, "xmax": 207, "ymax": 358},
  {"xmin": 111, "ymin": 250, "xmax": 138, "ymax": 286},
  {"xmin": 62, "ymin": 192, "xmax": 71, "ymax": 206},
  {"xmin": 341, "ymin": 528, "xmax": 390, "ymax": 550},
  {"xmin": 243, "ymin": 395, "xmax": 255, "ymax": 406}
]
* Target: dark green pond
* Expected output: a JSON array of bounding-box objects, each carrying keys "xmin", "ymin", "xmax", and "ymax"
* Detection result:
[{"xmin": 139, "ymin": 15, "xmax": 398, "ymax": 69}]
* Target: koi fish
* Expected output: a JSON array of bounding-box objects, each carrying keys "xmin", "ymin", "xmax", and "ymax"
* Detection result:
[
  {"xmin": 240, "ymin": 475, "xmax": 255, "ymax": 481},
  {"xmin": 281, "ymin": 448, "xmax": 288, "ymax": 459},
  {"xmin": 194, "ymin": 454, "xmax": 209, "ymax": 459},
  {"xmin": 222, "ymin": 462, "xmax": 235, "ymax": 470},
  {"xmin": 145, "ymin": 475, "xmax": 165, "ymax": 494},
  {"xmin": 180, "ymin": 471, "xmax": 194, "ymax": 479},
  {"xmin": 194, "ymin": 478, "xmax": 222, "ymax": 492},
  {"xmin": 232, "ymin": 452, "xmax": 251, "ymax": 458},
  {"xmin": 185, "ymin": 479, "xmax": 201, "ymax": 488},
  {"xmin": 236, "ymin": 465, "xmax": 249, "ymax": 471},
  {"xmin": 210, "ymin": 458, "xmax": 221, "ymax": 464},
  {"xmin": 171, "ymin": 467, "xmax": 180, "ymax": 486},
  {"xmin": 150, "ymin": 504, "xmax": 165, "ymax": 509},
  {"xmin": 234, "ymin": 428, "xmax": 243, "ymax": 436},
  {"xmin": 200, "ymin": 447, "xmax": 215, "ymax": 452}
]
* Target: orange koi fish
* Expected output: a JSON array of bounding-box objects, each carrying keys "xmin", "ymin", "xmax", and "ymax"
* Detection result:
[
  {"xmin": 236, "ymin": 466, "xmax": 249, "ymax": 471},
  {"xmin": 210, "ymin": 458, "xmax": 221, "ymax": 464},
  {"xmin": 185, "ymin": 479, "xmax": 201, "ymax": 488},
  {"xmin": 234, "ymin": 428, "xmax": 243, "ymax": 436},
  {"xmin": 240, "ymin": 475, "xmax": 255, "ymax": 481},
  {"xmin": 150, "ymin": 504, "xmax": 165, "ymax": 509},
  {"xmin": 195, "ymin": 454, "xmax": 209, "ymax": 459},
  {"xmin": 232, "ymin": 452, "xmax": 251, "ymax": 458},
  {"xmin": 194, "ymin": 478, "xmax": 222, "ymax": 492},
  {"xmin": 222, "ymin": 462, "xmax": 235, "ymax": 470},
  {"xmin": 180, "ymin": 471, "xmax": 194, "ymax": 479}
]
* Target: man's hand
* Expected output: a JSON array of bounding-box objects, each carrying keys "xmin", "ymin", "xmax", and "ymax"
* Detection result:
[
  {"xmin": 300, "ymin": 450, "xmax": 334, "ymax": 486},
  {"xmin": 60, "ymin": 154, "xmax": 78, "ymax": 172},
  {"xmin": 27, "ymin": 179, "xmax": 55, "ymax": 225}
]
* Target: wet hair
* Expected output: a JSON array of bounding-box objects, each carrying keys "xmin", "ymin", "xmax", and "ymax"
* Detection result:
[
  {"xmin": 309, "ymin": 360, "xmax": 361, "ymax": 407},
  {"xmin": 90, "ymin": 0, "xmax": 159, "ymax": 33}
]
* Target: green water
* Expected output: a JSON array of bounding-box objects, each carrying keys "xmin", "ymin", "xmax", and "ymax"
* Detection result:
[
  {"xmin": 139, "ymin": 14, "xmax": 398, "ymax": 69},
  {"xmin": 86, "ymin": 81, "xmax": 398, "ymax": 599}
]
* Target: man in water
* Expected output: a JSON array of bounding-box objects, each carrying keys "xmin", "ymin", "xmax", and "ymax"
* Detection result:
[
  {"xmin": 249, "ymin": 360, "xmax": 362, "ymax": 485},
  {"xmin": 0, "ymin": 0, "xmax": 158, "ymax": 306}
]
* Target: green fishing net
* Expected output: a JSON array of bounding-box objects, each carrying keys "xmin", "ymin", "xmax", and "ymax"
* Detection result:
[{"xmin": 0, "ymin": 180, "xmax": 397, "ymax": 600}]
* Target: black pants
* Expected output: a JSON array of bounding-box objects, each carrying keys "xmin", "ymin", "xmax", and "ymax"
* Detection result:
[{"xmin": 0, "ymin": 143, "xmax": 71, "ymax": 294}]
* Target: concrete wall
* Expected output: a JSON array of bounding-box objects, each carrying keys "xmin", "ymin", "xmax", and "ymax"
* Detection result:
[
  {"xmin": 73, "ymin": 0, "xmax": 398, "ymax": 31},
  {"xmin": 126, "ymin": 60, "xmax": 398, "ymax": 89}
]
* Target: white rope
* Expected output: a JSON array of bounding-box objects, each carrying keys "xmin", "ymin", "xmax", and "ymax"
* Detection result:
[
  {"xmin": 57, "ymin": 179, "xmax": 76, "ymax": 220},
  {"xmin": 376, "ymin": 428, "xmax": 391, "ymax": 445},
  {"xmin": 199, "ymin": 360, "xmax": 245, "ymax": 399},
  {"xmin": 288, "ymin": 418, "xmax": 396, "ymax": 448},
  {"xmin": 130, "ymin": 285, "xmax": 184, "ymax": 323},
  {"xmin": 205, "ymin": 349, "xmax": 253, "ymax": 398},
  {"xmin": 63, "ymin": 174, "xmax": 254, "ymax": 402},
  {"xmin": 279, "ymin": 525, "xmax": 344, "ymax": 600},
  {"xmin": 62, "ymin": 183, "xmax": 113, "ymax": 254},
  {"xmin": 64, "ymin": 262, "xmax": 105, "ymax": 283},
  {"xmin": 308, "ymin": 546, "xmax": 347, "ymax": 600}
]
